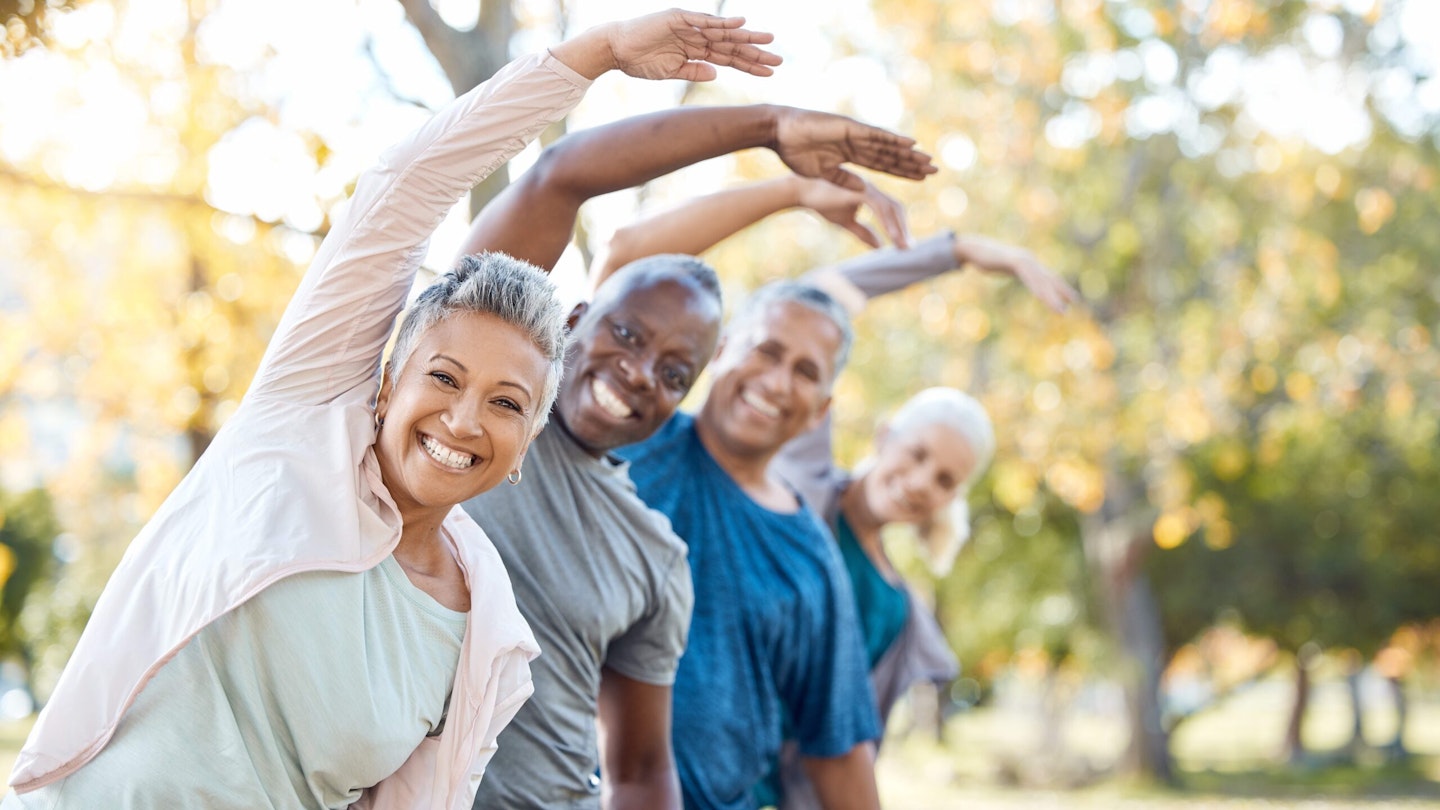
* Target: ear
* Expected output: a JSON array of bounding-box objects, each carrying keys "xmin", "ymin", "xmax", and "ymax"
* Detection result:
[
  {"xmin": 803, "ymin": 393, "xmax": 833, "ymax": 433},
  {"xmin": 376, "ymin": 364, "xmax": 395, "ymax": 422},
  {"xmin": 566, "ymin": 302, "xmax": 588, "ymax": 333}
]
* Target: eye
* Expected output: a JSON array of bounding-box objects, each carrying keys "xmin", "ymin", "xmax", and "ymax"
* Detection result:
[
  {"xmin": 662, "ymin": 366, "xmax": 690, "ymax": 391},
  {"xmin": 795, "ymin": 362, "xmax": 820, "ymax": 382},
  {"xmin": 430, "ymin": 371, "xmax": 458, "ymax": 388},
  {"xmin": 493, "ymin": 397, "xmax": 524, "ymax": 413},
  {"xmin": 610, "ymin": 321, "xmax": 639, "ymax": 347}
]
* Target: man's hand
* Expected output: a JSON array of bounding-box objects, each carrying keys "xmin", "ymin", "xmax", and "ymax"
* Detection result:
[
  {"xmin": 795, "ymin": 177, "xmax": 910, "ymax": 249},
  {"xmin": 953, "ymin": 233, "xmax": 1079, "ymax": 313},
  {"xmin": 772, "ymin": 107, "xmax": 937, "ymax": 191},
  {"xmin": 606, "ymin": 10, "xmax": 782, "ymax": 81}
]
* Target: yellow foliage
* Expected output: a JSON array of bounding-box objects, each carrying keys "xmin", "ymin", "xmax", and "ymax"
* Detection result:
[
  {"xmin": 1355, "ymin": 187, "xmax": 1396, "ymax": 235},
  {"xmin": 1284, "ymin": 371, "xmax": 1315, "ymax": 403},
  {"xmin": 992, "ymin": 460, "xmax": 1038, "ymax": 514},
  {"xmin": 0, "ymin": 543, "xmax": 14, "ymax": 591},
  {"xmin": 1251, "ymin": 363, "xmax": 1278, "ymax": 393},
  {"xmin": 1386, "ymin": 380, "xmax": 1415, "ymax": 419},
  {"xmin": 1212, "ymin": 441, "xmax": 1249, "ymax": 481},
  {"xmin": 1203, "ymin": 519, "xmax": 1234, "ymax": 550},
  {"xmin": 1153, "ymin": 511, "xmax": 1191, "ymax": 550}
]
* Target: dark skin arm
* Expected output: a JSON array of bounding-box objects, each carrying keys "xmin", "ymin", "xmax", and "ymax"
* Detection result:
[
  {"xmin": 597, "ymin": 667, "xmax": 682, "ymax": 810},
  {"xmin": 802, "ymin": 742, "xmax": 882, "ymax": 810},
  {"xmin": 455, "ymin": 105, "xmax": 935, "ymax": 271}
]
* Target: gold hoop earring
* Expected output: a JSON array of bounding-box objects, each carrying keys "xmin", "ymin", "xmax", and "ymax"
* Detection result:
[
  {"xmin": 374, "ymin": 413, "xmax": 385, "ymax": 431},
  {"xmin": 507, "ymin": 469, "xmax": 522, "ymax": 485}
]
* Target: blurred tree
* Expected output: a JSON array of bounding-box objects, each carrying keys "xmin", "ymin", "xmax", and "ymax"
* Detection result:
[
  {"xmin": 1, "ymin": 0, "xmax": 83, "ymax": 57},
  {"xmin": 0, "ymin": 0, "xmax": 318, "ymax": 695},
  {"xmin": 394, "ymin": 0, "xmax": 518, "ymax": 216},
  {"xmin": 687, "ymin": 0, "xmax": 1440, "ymax": 783},
  {"xmin": 0, "ymin": 487, "xmax": 59, "ymax": 667}
]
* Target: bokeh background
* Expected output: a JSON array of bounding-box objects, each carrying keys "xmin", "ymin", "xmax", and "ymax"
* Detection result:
[{"xmin": 2, "ymin": 0, "xmax": 1439, "ymax": 806}]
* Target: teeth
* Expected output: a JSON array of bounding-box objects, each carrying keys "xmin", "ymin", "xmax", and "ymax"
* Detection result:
[
  {"xmin": 421, "ymin": 435, "xmax": 475, "ymax": 470},
  {"xmin": 592, "ymin": 378, "xmax": 634, "ymax": 419},
  {"xmin": 740, "ymin": 390, "xmax": 780, "ymax": 418}
]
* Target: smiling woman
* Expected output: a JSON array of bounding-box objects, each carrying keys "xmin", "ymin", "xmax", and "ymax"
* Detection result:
[{"xmin": 2, "ymin": 9, "xmax": 784, "ymax": 810}]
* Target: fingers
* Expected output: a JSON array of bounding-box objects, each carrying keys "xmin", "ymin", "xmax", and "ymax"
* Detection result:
[
  {"xmin": 671, "ymin": 62, "xmax": 720, "ymax": 82},
  {"xmin": 841, "ymin": 218, "xmax": 882, "ymax": 249},
  {"xmin": 678, "ymin": 34, "xmax": 782, "ymax": 76},
  {"xmin": 863, "ymin": 187, "xmax": 910, "ymax": 248},
  {"xmin": 845, "ymin": 137, "xmax": 936, "ymax": 181},
  {"xmin": 675, "ymin": 11, "xmax": 748, "ymax": 31},
  {"xmin": 824, "ymin": 166, "xmax": 866, "ymax": 193}
]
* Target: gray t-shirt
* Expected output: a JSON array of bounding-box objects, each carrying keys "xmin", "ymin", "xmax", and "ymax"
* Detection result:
[
  {"xmin": 9, "ymin": 555, "xmax": 466, "ymax": 810},
  {"xmin": 462, "ymin": 425, "xmax": 693, "ymax": 810}
]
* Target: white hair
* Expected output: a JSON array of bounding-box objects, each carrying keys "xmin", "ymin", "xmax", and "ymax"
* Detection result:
[
  {"xmin": 389, "ymin": 252, "xmax": 568, "ymax": 429},
  {"xmin": 885, "ymin": 387, "xmax": 996, "ymax": 574}
]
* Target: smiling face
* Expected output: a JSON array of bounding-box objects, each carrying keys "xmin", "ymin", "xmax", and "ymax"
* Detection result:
[
  {"xmin": 374, "ymin": 311, "xmax": 551, "ymax": 521},
  {"xmin": 558, "ymin": 275, "xmax": 721, "ymax": 455},
  {"xmin": 861, "ymin": 420, "xmax": 977, "ymax": 526},
  {"xmin": 699, "ymin": 300, "xmax": 843, "ymax": 459}
]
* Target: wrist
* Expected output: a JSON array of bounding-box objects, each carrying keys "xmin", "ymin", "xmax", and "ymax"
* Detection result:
[
  {"xmin": 761, "ymin": 104, "xmax": 784, "ymax": 152},
  {"xmin": 551, "ymin": 23, "xmax": 618, "ymax": 80},
  {"xmin": 948, "ymin": 229, "xmax": 968, "ymax": 268}
]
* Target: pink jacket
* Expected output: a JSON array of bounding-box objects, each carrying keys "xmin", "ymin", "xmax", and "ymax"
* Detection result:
[{"xmin": 9, "ymin": 51, "xmax": 591, "ymax": 810}]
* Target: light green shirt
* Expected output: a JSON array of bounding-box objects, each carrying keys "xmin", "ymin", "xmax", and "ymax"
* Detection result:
[{"xmin": 13, "ymin": 555, "xmax": 466, "ymax": 810}]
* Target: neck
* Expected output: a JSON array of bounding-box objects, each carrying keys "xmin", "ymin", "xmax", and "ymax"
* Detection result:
[
  {"xmin": 394, "ymin": 507, "xmax": 450, "ymax": 567},
  {"xmin": 839, "ymin": 475, "xmax": 886, "ymax": 541},
  {"xmin": 552, "ymin": 407, "xmax": 606, "ymax": 460},
  {"xmin": 693, "ymin": 412, "xmax": 789, "ymax": 500}
]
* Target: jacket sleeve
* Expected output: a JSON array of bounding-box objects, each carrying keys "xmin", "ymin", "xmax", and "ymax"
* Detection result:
[
  {"xmin": 248, "ymin": 52, "xmax": 590, "ymax": 406},
  {"xmin": 803, "ymin": 231, "xmax": 958, "ymax": 302}
]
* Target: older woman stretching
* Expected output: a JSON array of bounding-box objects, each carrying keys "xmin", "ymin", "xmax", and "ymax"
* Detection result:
[
  {"xmin": 599, "ymin": 176, "xmax": 1076, "ymax": 807},
  {"xmin": 4, "ymin": 11, "xmax": 780, "ymax": 810}
]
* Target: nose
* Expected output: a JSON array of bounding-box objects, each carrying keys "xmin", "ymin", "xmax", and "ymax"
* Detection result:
[
  {"xmin": 441, "ymin": 399, "xmax": 486, "ymax": 439},
  {"xmin": 754, "ymin": 361, "xmax": 792, "ymax": 398},
  {"xmin": 616, "ymin": 356, "xmax": 655, "ymax": 393}
]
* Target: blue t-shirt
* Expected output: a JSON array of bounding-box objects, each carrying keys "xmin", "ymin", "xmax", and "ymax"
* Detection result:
[{"xmin": 617, "ymin": 414, "xmax": 881, "ymax": 810}]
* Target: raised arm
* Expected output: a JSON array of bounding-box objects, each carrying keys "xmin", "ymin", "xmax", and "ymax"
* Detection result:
[
  {"xmin": 807, "ymin": 230, "xmax": 1079, "ymax": 317},
  {"xmin": 458, "ymin": 106, "xmax": 934, "ymax": 273},
  {"xmin": 248, "ymin": 10, "xmax": 780, "ymax": 407}
]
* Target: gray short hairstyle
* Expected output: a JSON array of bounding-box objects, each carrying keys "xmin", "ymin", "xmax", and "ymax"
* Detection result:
[
  {"xmin": 585, "ymin": 255, "xmax": 722, "ymax": 330},
  {"xmin": 389, "ymin": 252, "xmax": 568, "ymax": 428},
  {"xmin": 729, "ymin": 281, "xmax": 853, "ymax": 376}
]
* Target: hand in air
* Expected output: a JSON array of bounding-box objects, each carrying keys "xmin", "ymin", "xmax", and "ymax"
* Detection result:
[
  {"xmin": 607, "ymin": 10, "xmax": 782, "ymax": 82},
  {"xmin": 773, "ymin": 107, "xmax": 937, "ymax": 192},
  {"xmin": 953, "ymin": 234, "xmax": 1080, "ymax": 313},
  {"xmin": 795, "ymin": 177, "xmax": 910, "ymax": 249}
]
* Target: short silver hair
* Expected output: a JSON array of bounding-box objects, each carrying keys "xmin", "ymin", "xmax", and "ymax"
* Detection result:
[
  {"xmin": 389, "ymin": 252, "xmax": 568, "ymax": 428},
  {"xmin": 728, "ymin": 281, "xmax": 853, "ymax": 376}
]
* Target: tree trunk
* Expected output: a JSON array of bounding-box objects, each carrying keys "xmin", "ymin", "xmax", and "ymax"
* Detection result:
[
  {"xmin": 1344, "ymin": 661, "xmax": 1364, "ymax": 756},
  {"xmin": 1283, "ymin": 654, "xmax": 1311, "ymax": 764},
  {"xmin": 1384, "ymin": 675, "xmax": 1409, "ymax": 761},
  {"xmin": 1081, "ymin": 476, "xmax": 1173, "ymax": 783}
]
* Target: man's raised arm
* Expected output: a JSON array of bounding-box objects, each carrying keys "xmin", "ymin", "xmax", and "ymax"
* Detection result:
[{"xmin": 455, "ymin": 106, "xmax": 936, "ymax": 271}]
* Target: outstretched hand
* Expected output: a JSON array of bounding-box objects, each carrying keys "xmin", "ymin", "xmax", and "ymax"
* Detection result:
[
  {"xmin": 795, "ymin": 177, "xmax": 910, "ymax": 249},
  {"xmin": 606, "ymin": 10, "xmax": 782, "ymax": 81},
  {"xmin": 953, "ymin": 233, "xmax": 1079, "ymax": 313},
  {"xmin": 773, "ymin": 107, "xmax": 937, "ymax": 192}
]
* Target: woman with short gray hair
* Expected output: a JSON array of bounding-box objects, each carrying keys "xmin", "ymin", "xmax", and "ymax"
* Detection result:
[{"xmin": 3, "ymin": 10, "xmax": 780, "ymax": 809}]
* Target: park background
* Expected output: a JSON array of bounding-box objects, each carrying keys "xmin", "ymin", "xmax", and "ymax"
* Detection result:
[{"xmin": 1, "ymin": 0, "xmax": 1438, "ymax": 806}]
